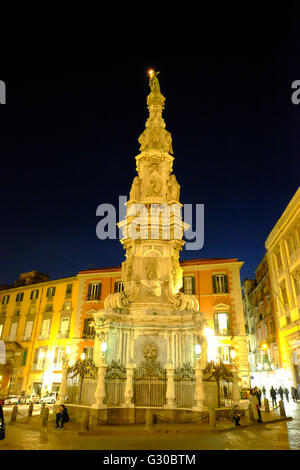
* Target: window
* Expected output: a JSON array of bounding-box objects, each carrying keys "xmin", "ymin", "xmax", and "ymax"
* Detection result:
[
  {"xmin": 16, "ymin": 292, "xmax": 24, "ymax": 303},
  {"xmin": 82, "ymin": 318, "xmax": 95, "ymax": 338},
  {"xmin": 53, "ymin": 347, "xmax": 64, "ymax": 370},
  {"xmin": 45, "ymin": 304, "xmax": 53, "ymax": 313},
  {"xmin": 276, "ymin": 251, "xmax": 282, "ymax": 270},
  {"xmin": 214, "ymin": 312, "xmax": 230, "ymax": 336},
  {"xmin": 65, "ymin": 283, "xmax": 73, "ymax": 297},
  {"xmin": 87, "ymin": 282, "xmax": 102, "ymax": 300},
  {"xmin": 60, "ymin": 317, "xmax": 70, "ymax": 336},
  {"xmin": 40, "ymin": 318, "xmax": 51, "ymax": 338},
  {"xmin": 213, "ymin": 274, "xmax": 228, "ymax": 294},
  {"xmin": 114, "ymin": 281, "xmax": 124, "ymax": 293},
  {"xmin": 30, "ymin": 289, "xmax": 39, "ymax": 300},
  {"xmin": 217, "ymin": 346, "xmax": 233, "ymax": 364},
  {"xmin": 293, "ymin": 274, "xmax": 300, "ymax": 297},
  {"xmin": 9, "ymin": 322, "xmax": 18, "ymax": 340},
  {"xmin": 183, "ymin": 276, "xmax": 195, "ymax": 294},
  {"xmin": 280, "ymin": 284, "xmax": 288, "ymax": 306},
  {"xmin": 46, "ymin": 286, "xmax": 56, "ymax": 298},
  {"xmin": 24, "ymin": 320, "xmax": 33, "ymax": 340},
  {"xmin": 33, "ymin": 348, "xmax": 47, "ymax": 370},
  {"xmin": 63, "ymin": 301, "xmax": 72, "ymax": 311},
  {"xmin": 258, "ymin": 327, "xmax": 262, "ymax": 341},
  {"xmin": 83, "ymin": 347, "xmax": 94, "ymax": 361},
  {"xmin": 28, "ymin": 306, "xmax": 36, "ymax": 315},
  {"xmin": 2, "ymin": 295, "xmax": 10, "ymax": 305}
]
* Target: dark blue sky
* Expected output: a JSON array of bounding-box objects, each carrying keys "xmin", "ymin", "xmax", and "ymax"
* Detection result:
[{"xmin": 0, "ymin": 6, "xmax": 299, "ymax": 285}]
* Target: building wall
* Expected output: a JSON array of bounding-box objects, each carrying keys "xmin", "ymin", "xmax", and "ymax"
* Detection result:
[
  {"xmin": 0, "ymin": 273, "xmax": 78, "ymax": 395},
  {"xmin": 265, "ymin": 186, "xmax": 300, "ymax": 390}
]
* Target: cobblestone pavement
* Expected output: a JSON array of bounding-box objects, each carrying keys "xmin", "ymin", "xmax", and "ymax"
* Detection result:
[{"xmin": 0, "ymin": 401, "xmax": 299, "ymax": 450}]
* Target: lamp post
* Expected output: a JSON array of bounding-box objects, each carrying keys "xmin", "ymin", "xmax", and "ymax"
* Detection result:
[
  {"xmin": 193, "ymin": 344, "xmax": 206, "ymax": 410},
  {"xmin": 93, "ymin": 342, "xmax": 107, "ymax": 409}
]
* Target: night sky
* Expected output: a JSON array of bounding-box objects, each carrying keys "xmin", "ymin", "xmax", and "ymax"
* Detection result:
[{"xmin": 0, "ymin": 6, "xmax": 299, "ymax": 286}]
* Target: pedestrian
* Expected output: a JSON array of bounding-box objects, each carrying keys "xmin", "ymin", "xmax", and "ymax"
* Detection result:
[
  {"xmin": 254, "ymin": 386, "xmax": 262, "ymax": 407},
  {"xmin": 284, "ymin": 387, "xmax": 289, "ymax": 403},
  {"xmin": 229, "ymin": 404, "xmax": 241, "ymax": 426},
  {"xmin": 270, "ymin": 386, "xmax": 277, "ymax": 407},
  {"xmin": 249, "ymin": 388, "xmax": 262, "ymax": 423},
  {"xmin": 262, "ymin": 386, "xmax": 266, "ymax": 398},
  {"xmin": 0, "ymin": 398, "xmax": 5, "ymax": 441},
  {"xmin": 278, "ymin": 386, "xmax": 284, "ymax": 401},
  {"xmin": 295, "ymin": 387, "xmax": 299, "ymax": 401},
  {"xmin": 55, "ymin": 404, "xmax": 69, "ymax": 429}
]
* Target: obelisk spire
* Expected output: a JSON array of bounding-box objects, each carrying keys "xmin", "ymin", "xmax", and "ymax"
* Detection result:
[{"xmin": 138, "ymin": 69, "xmax": 173, "ymax": 155}]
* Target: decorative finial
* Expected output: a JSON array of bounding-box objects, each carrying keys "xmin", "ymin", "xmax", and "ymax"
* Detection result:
[{"xmin": 148, "ymin": 68, "xmax": 160, "ymax": 93}]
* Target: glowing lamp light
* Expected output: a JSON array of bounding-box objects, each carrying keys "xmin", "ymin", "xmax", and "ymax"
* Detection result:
[
  {"xmin": 101, "ymin": 342, "xmax": 108, "ymax": 353},
  {"xmin": 195, "ymin": 344, "xmax": 201, "ymax": 356},
  {"xmin": 230, "ymin": 349, "xmax": 236, "ymax": 360},
  {"xmin": 262, "ymin": 343, "xmax": 268, "ymax": 350},
  {"xmin": 80, "ymin": 353, "xmax": 86, "ymax": 361},
  {"xmin": 204, "ymin": 327, "xmax": 214, "ymax": 339},
  {"xmin": 148, "ymin": 69, "xmax": 154, "ymax": 76},
  {"xmin": 66, "ymin": 346, "xmax": 71, "ymax": 355}
]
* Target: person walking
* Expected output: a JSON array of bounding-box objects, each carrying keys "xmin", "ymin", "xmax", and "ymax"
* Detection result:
[
  {"xmin": 254, "ymin": 387, "xmax": 263, "ymax": 422},
  {"xmin": 284, "ymin": 387, "xmax": 289, "ymax": 403},
  {"xmin": 249, "ymin": 388, "xmax": 262, "ymax": 423},
  {"xmin": 229, "ymin": 404, "xmax": 241, "ymax": 426},
  {"xmin": 55, "ymin": 404, "xmax": 69, "ymax": 429},
  {"xmin": 262, "ymin": 386, "xmax": 266, "ymax": 398},
  {"xmin": 278, "ymin": 386, "xmax": 284, "ymax": 401},
  {"xmin": 294, "ymin": 387, "xmax": 299, "ymax": 401},
  {"xmin": 270, "ymin": 386, "xmax": 277, "ymax": 407}
]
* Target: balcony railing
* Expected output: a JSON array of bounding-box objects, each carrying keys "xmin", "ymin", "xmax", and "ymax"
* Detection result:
[{"xmin": 57, "ymin": 331, "xmax": 70, "ymax": 339}]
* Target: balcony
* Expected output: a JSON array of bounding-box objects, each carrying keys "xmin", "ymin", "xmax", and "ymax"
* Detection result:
[
  {"xmin": 37, "ymin": 334, "xmax": 50, "ymax": 341},
  {"xmin": 56, "ymin": 331, "xmax": 70, "ymax": 339},
  {"xmin": 20, "ymin": 335, "xmax": 32, "ymax": 342}
]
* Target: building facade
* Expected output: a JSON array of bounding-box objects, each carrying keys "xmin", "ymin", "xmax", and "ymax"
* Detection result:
[
  {"xmin": 0, "ymin": 271, "xmax": 78, "ymax": 396},
  {"xmin": 265, "ymin": 186, "xmax": 300, "ymax": 393},
  {"xmin": 242, "ymin": 255, "xmax": 280, "ymax": 390}
]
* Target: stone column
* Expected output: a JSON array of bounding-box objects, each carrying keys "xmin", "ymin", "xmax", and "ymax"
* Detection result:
[
  {"xmin": 231, "ymin": 366, "xmax": 241, "ymax": 405},
  {"xmin": 164, "ymin": 362, "xmax": 175, "ymax": 408},
  {"xmin": 193, "ymin": 359, "xmax": 206, "ymax": 410},
  {"xmin": 92, "ymin": 355, "xmax": 107, "ymax": 409},
  {"xmin": 124, "ymin": 360, "xmax": 135, "ymax": 407},
  {"xmin": 57, "ymin": 360, "xmax": 69, "ymax": 405}
]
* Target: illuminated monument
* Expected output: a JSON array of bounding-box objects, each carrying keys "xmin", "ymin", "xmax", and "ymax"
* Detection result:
[{"xmin": 92, "ymin": 70, "xmax": 209, "ymax": 414}]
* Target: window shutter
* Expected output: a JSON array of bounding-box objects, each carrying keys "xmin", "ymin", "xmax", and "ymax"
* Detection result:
[
  {"xmin": 212, "ymin": 275, "xmax": 217, "ymax": 293},
  {"xmin": 22, "ymin": 349, "xmax": 28, "ymax": 366},
  {"xmin": 46, "ymin": 287, "xmax": 50, "ymax": 297},
  {"xmin": 192, "ymin": 276, "xmax": 195, "ymax": 294},
  {"xmin": 87, "ymin": 284, "xmax": 92, "ymax": 299},
  {"xmin": 97, "ymin": 283, "xmax": 102, "ymax": 300},
  {"xmin": 114, "ymin": 282, "xmax": 118, "ymax": 293},
  {"xmin": 224, "ymin": 275, "xmax": 228, "ymax": 293},
  {"xmin": 30, "ymin": 291, "xmax": 33, "ymax": 300},
  {"xmin": 226, "ymin": 313, "xmax": 231, "ymax": 335}
]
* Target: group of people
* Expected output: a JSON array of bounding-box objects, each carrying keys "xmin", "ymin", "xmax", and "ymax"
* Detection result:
[{"xmin": 260, "ymin": 385, "xmax": 299, "ymax": 407}]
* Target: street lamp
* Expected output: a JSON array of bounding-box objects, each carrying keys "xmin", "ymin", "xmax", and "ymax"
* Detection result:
[{"xmin": 80, "ymin": 352, "xmax": 86, "ymax": 361}]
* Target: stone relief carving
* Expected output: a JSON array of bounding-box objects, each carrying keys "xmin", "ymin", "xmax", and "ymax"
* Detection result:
[
  {"xmin": 134, "ymin": 342, "xmax": 166, "ymax": 379},
  {"xmin": 129, "ymin": 176, "xmax": 141, "ymax": 201},
  {"xmin": 167, "ymin": 174, "xmax": 180, "ymax": 202}
]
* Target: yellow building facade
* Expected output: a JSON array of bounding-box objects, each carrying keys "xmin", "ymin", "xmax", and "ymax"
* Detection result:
[
  {"xmin": 0, "ymin": 271, "xmax": 78, "ymax": 396},
  {"xmin": 265, "ymin": 186, "xmax": 300, "ymax": 391}
]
